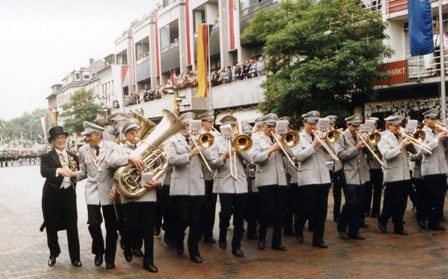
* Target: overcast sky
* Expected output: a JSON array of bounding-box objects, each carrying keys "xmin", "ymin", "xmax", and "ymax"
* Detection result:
[{"xmin": 0, "ymin": 0, "xmax": 155, "ymax": 121}]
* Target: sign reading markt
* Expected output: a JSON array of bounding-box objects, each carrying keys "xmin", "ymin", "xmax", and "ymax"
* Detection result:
[{"xmin": 373, "ymin": 60, "xmax": 407, "ymax": 86}]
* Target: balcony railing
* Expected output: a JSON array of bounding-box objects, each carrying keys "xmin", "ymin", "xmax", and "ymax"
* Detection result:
[
  {"xmin": 407, "ymin": 50, "xmax": 447, "ymax": 80},
  {"xmin": 386, "ymin": 0, "xmax": 438, "ymax": 14}
]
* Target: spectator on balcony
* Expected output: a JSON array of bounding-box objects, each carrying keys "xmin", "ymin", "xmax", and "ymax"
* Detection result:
[
  {"xmin": 242, "ymin": 60, "xmax": 251, "ymax": 79},
  {"xmin": 144, "ymin": 90, "xmax": 150, "ymax": 102},
  {"xmin": 211, "ymin": 71, "xmax": 220, "ymax": 87},
  {"xmin": 248, "ymin": 59, "xmax": 257, "ymax": 78},
  {"xmin": 255, "ymin": 56, "xmax": 266, "ymax": 77},
  {"xmin": 434, "ymin": 26, "xmax": 443, "ymax": 74},
  {"xmin": 235, "ymin": 63, "xmax": 244, "ymax": 81},
  {"xmin": 218, "ymin": 68, "xmax": 229, "ymax": 84}
]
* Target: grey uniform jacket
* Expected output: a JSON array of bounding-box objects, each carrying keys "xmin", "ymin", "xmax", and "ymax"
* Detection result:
[
  {"xmin": 290, "ymin": 130, "xmax": 331, "ymax": 186},
  {"xmin": 335, "ymin": 130, "xmax": 370, "ymax": 185},
  {"xmin": 420, "ymin": 126, "xmax": 448, "ymax": 176},
  {"xmin": 200, "ymin": 128, "xmax": 219, "ymax": 181},
  {"xmin": 209, "ymin": 136, "xmax": 253, "ymax": 194},
  {"xmin": 167, "ymin": 133, "xmax": 206, "ymax": 196},
  {"xmin": 377, "ymin": 131, "xmax": 416, "ymax": 182},
  {"xmin": 107, "ymin": 142, "xmax": 157, "ymax": 203},
  {"xmin": 252, "ymin": 132, "xmax": 287, "ymax": 187},
  {"xmin": 76, "ymin": 140, "xmax": 118, "ymax": 206}
]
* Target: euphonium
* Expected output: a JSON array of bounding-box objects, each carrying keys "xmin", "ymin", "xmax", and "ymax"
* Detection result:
[
  {"xmin": 114, "ymin": 109, "xmax": 184, "ymax": 198},
  {"xmin": 131, "ymin": 110, "xmax": 157, "ymax": 140}
]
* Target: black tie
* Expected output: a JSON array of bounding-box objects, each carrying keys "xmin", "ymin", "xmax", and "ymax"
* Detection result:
[
  {"xmin": 185, "ymin": 138, "xmax": 190, "ymax": 145},
  {"xmin": 95, "ymin": 146, "xmax": 100, "ymax": 156},
  {"xmin": 395, "ymin": 134, "xmax": 400, "ymax": 140},
  {"xmin": 311, "ymin": 133, "xmax": 315, "ymax": 141},
  {"xmin": 353, "ymin": 134, "xmax": 357, "ymax": 142}
]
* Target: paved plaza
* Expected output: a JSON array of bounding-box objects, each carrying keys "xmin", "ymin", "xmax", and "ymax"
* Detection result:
[{"xmin": 0, "ymin": 165, "xmax": 447, "ymax": 278}]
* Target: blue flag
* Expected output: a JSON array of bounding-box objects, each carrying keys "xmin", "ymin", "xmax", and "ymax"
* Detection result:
[{"xmin": 409, "ymin": 0, "xmax": 434, "ymax": 56}]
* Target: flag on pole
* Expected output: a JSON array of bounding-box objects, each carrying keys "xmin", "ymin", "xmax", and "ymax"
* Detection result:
[
  {"xmin": 408, "ymin": 0, "xmax": 434, "ymax": 56},
  {"xmin": 196, "ymin": 24, "xmax": 208, "ymax": 97}
]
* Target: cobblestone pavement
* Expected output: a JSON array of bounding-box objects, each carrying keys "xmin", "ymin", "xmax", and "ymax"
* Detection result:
[{"xmin": 0, "ymin": 165, "xmax": 447, "ymax": 279}]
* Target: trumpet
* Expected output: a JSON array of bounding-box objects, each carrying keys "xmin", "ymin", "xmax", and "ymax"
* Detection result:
[
  {"xmin": 189, "ymin": 120, "xmax": 215, "ymax": 175},
  {"xmin": 357, "ymin": 123, "xmax": 385, "ymax": 169},
  {"xmin": 398, "ymin": 127, "xmax": 432, "ymax": 154},
  {"xmin": 435, "ymin": 121, "xmax": 448, "ymax": 133}
]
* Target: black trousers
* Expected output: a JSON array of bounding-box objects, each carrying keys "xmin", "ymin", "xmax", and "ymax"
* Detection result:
[
  {"xmin": 379, "ymin": 180, "xmax": 410, "ymax": 231},
  {"xmin": 413, "ymin": 177, "xmax": 426, "ymax": 221},
  {"xmin": 43, "ymin": 185, "xmax": 80, "ymax": 262},
  {"xmin": 172, "ymin": 195, "xmax": 205, "ymax": 257},
  {"xmin": 218, "ymin": 193, "xmax": 247, "ymax": 249},
  {"xmin": 201, "ymin": 180, "xmax": 217, "ymax": 239},
  {"xmin": 87, "ymin": 204, "xmax": 119, "ymax": 264},
  {"xmin": 122, "ymin": 201, "xmax": 156, "ymax": 266},
  {"xmin": 367, "ymin": 168, "xmax": 383, "ymax": 216},
  {"xmin": 294, "ymin": 183, "xmax": 331, "ymax": 243},
  {"xmin": 331, "ymin": 170, "xmax": 344, "ymax": 220},
  {"xmin": 338, "ymin": 183, "xmax": 366, "ymax": 235},
  {"xmin": 245, "ymin": 191, "xmax": 261, "ymax": 237},
  {"xmin": 283, "ymin": 175, "xmax": 295, "ymax": 234},
  {"xmin": 258, "ymin": 185, "xmax": 287, "ymax": 247},
  {"xmin": 422, "ymin": 174, "xmax": 447, "ymax": 227},
  {"xmin": 157, "ymin": 185, "xmax": 176, "ymax": 243}
]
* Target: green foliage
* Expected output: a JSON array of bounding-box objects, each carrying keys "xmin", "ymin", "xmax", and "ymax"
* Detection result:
[
  {"xmin": 241, "ymin": 0, "xmax": 393, "ymax": 128},
  {"xmin": 59, "ymin": 89, "xmax": 106, "ymax": 134},
  {"xmin": 0, "ymin": 108, "xmax": 48, "ymax": 144}
]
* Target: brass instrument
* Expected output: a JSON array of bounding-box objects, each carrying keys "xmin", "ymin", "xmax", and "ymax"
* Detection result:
[
  {"xmin": 189, "ymin": 120, "xmax": 215, "ymax": 175},
  {"xmin": 131, "ymin": 110, "xmax": 157, "ymax": 140},
  {"xmin": 312, "ymin": 120, "xmax": 341, "ymax": 163},
  {"xmin": 114, "ymin": 109, "xmax": 184, "ymax": 198},
  {"xmin": 357, "ymin": 123, "xmax": 385, "ymax": 168},
  {"xmin": 398, "ymin": 127, "xmax": 432, "ymax": 154},
  {"xmin": 221, "ymin": 123, "xmax": 253, "ymax": 180},
  {"xmin": 435, "ymin": 121, "xmax": 448, "ymax": 133},
  {"xmin": 273, "ymin": 120, "xmax": 300, "ymax": 170}
]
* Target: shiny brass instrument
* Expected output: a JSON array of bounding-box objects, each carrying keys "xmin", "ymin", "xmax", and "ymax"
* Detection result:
[
  {"xmin": 189, "ymin": 120, "xmax": 215, "ymax": 175},
  {"xmin": 273, "ymin": 120, "xmax": 300, "ymax": 170},
  {"xmin": 398, "ymin": 127, "xmax": 432, "ymax": 154},
  {"xmin": 131, "ymin": 110, "xmax": 157, "ymax": 140},
  {"xmin": 221, "ymin": 123, "xmax": 253, "ymax": 180},
  {"xmin": 435, "ymin": 121, "xmax": 448, "ymax": 133},
  {"xmin": 114, "ymin": 109, "xmax": 184, "ymax": 198},
  {"xmin": 312, "ymin": 124, "xmax": 341, "ymax": 163},
  {"xmin": 357, "ymin": 123, "xmax": 385, "ymax": 168}
]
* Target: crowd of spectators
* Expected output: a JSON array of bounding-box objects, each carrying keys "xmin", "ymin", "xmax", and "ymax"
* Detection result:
[{"xmin": 123, "ymin": 55, "xmax": 268, "ymax": 106}]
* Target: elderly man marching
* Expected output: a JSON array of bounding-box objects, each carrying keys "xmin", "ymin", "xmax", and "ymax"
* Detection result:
[
  {"xmin": 420, "ymin": 109, "xmax": 447, "ymax": 231},
  {"xmin": 377, "ymin": 114, "xmax": 417, "ymax": 235},
  {"xmin": 166, "ymin": 112, "xmax": 207, "ymax": 263},
  {"xmin": 209, "ymin": 115, "xmax": 253, "ymax": 257},
  {"xmin": 252, "ymin": 113, "xmax": 288, "ymax": 251},
  {"xmin": 335, "ymin": 114, "xmax": 370, "ymax": 240},
  {"xmin": 107, "ymin": 118, "xmax": 160, "ymax": 273},
  {"xmin": 76, "ymin": 121, "xmax": 124, "ymax": 269},
  {"xmin": 289, "ymin": 110, "xmax": 331, "ymax": 248}
]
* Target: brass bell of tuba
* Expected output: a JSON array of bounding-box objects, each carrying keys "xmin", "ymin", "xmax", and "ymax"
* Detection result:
[{"xmin": 114, "ymin": 109, "xmax": 184, "ymax": 198}]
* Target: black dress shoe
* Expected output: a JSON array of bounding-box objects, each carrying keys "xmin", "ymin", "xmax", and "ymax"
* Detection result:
[
  {"xmin": 338, "ymin": 231, "xmax": 349, "ymax": 240},
  {"xmin": 247, "ymin": 234, "xmax": 259, "ymax": 239},
  {"xmin": 333, "ymin": 217, "xmax": 340, "ymax": 223},
  {"xmin": 218, "ymin": 240, "xmax": 227, "ymax": 250},
  {"xmin": 106, "ymin": 263, "xmax": 115, "ymax": 269},
  {"xmin": 295, "ymin": 233, "xmax": 304, "ymax": 243},
  {"xmin": 284, "ymin": 230, "xmax": 295, "ymax": 236},
  {"xmin": 94, "ymin": 254, "xmax": 103, "ymax": 266},
  {"xmin": 120, "ymin": 239, "xmax": 125, "ymax": 250},
  {"xmin": 378, "ymin": 220, "xmax": 387, "ymax": 234},
  {"xmin": 124, "ymin": 250, "xmax": 133, "ymax": 262},
  {"xmin": 176, "ymin": 246, "xmax": 184, "ymax": 255},
  {"xmin": 204, "ymin": 237, "xmax": 216, "ymax": 244},
  {"xmin": 312, "ymin": 241, "xmax": 328, "ymax": 248},
  {"xmin": 429, "ymin": 224, "xmax": 446, "ymax": 231},
  {"xmin": 145, "ymin": 264, "xmax": 158, "ymax": 273},
  {"xmin": 258, "ymin": 239, "xmax": 265, "ymax": 250},
  {"xmin": 360, "ymin": 221, "xmax": 369, "ymax": 228},
  {"xmin": 72, "ymin": 261, "xmax": 82, "ymax": 267},
  {"xmin": 232, "ymin": 248, "xmax": 245, "ymax": 257},
  {"xmin": 371, "ymin": 213, "xmax": 379, "ymax": 218},
  {"xmin": 133, "ymin": 248, "xmax": 144, "ymax": 257},
  {"xmin": 440, "ymin": 217, "xmax": 448, "ymax": 222},
  {"xmin": 272, "ymin": 244, "xmax": 287, "ymax": 251},
  {"xmin": 164, "ymin": 234, "xmax": 171, "ymax": 245},
  {"xmin": 394, "ymin": 229, "xmax": 408, "ymax": 235},
  {"xmin": 48, "ymin": 256, "xmax": 56, "ymax": 266},
  {"xmin": 154, "ymin": 227, "xmax": 161, "ymax": 236},
  {"xmin": 418, "ymin": 220, "xmax": 427, "ymax": 230},
  {"xmin": 348, "ymin": 232, "xmax": 366, "ymax": 240},
  {"xmin": 190, "ymin": 255, "xmax": 203, "ymax": 263}
]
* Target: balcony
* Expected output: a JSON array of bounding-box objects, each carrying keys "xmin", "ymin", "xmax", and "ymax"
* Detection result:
[
  {"xmin": 407, "ymin": 50, "xmax": 447, "ymax": 80},
  {"xmin": 386, "ymin": 0, "xmax": 438, "ymax": 14}
]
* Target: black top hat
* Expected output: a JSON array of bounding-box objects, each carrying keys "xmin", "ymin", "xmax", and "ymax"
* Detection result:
[{"xmin": 48, "ymin": 126, "xmax": 69, "ymax": 143}]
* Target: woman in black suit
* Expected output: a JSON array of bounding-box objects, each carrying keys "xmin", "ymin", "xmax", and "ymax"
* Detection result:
[{"xmin": 40, "ymin": 126, "xmax": 81, "ymax": 267}]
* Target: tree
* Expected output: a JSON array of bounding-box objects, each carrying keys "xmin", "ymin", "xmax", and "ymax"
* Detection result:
[
  {"xmin": 0, "ymin": 108, "xmax": 48, "ymax": 144},
  {"xmin": 59, "ymin": 89, "xmax": 106, "ymax": 134},
  {"xmin": 241, "ymin": 0, "xmax": 393, "ymax": 128}
]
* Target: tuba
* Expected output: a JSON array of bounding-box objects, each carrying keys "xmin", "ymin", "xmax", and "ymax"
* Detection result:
[{"xmin": 114, "ymin": 109, "xmax": 184, "ymax": 198}]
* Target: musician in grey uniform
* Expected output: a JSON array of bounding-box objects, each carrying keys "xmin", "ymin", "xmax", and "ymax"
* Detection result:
[
  {"xmin": 107, "ymin": 118, "xmax": 160, "ymax": 273},
  {"xmin": 290, "ymin": 110, "xmax": 331, "ymax": 248},
  {"xmin": 198, "ymin": 110, "xmax": 219, "ymax": 244},
  {"xmin": 76, "ymin": 121, "xmax": 123, "ymax": 269},
  {"xmin": 166, "ymin": 112, "xmax": 207, "ymax": 263},
  {"xmin": 209, "ymin": 115, "xmax": 253, "ymax": 257},
  {"xmin": 377, "ymin": 114, "xmax": 417, "ymax": 235},
  {"xmin": 252, "ymin": 113, "xmax": 288, "ymax": 251},
  {"xmin": 335, "ymin": 114, "xmax": 369, "ymax": 240},
  {"xmin": 420, "ymin": 109, "xmax": 447, "ymax": 231},
  {"xmin": 103, "ymin": 112, "xmax": 127, "ymax": 142}
]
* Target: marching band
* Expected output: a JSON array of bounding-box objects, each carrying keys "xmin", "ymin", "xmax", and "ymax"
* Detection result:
[{"xmin": 38, "ymin": 109, "xmax": 448, "ymax": 273}]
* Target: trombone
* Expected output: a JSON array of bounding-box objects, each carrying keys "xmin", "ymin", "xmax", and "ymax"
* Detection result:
[
  {"xmin": 398, "ymin": 127, "xmax": 432, "ymax": 154},
  {"xmin": 273, "ymin": 120, "xmax": 300, "ymax": 170},
  {"xmin": 435, "ymin": 121, "xmax": 448, "ymax": 134},
  {"xmin": 356, "ymin": 123, "xmax": 385, "ymax": 168},
  {"xmin": 221, "ymin": 123, "xmax": 253, "ymax": 180},
  {"xmin": 312, "ymin": 118, "xmax": 341, "ymax": 163},
  {"xmin": 189, "ymin": 120, "xmax": 215, "ymax": 174}
]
